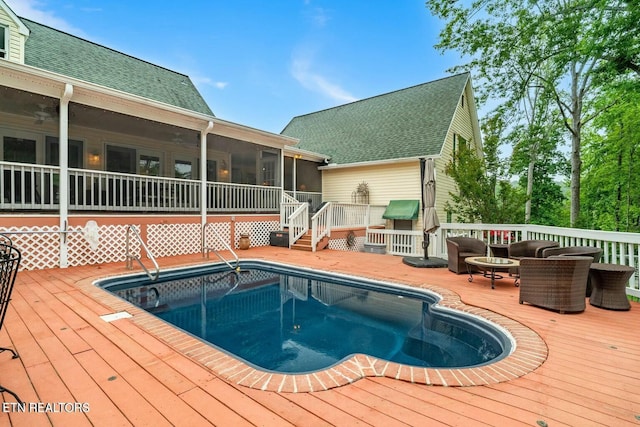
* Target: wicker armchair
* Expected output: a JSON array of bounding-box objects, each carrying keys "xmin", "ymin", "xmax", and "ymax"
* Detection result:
[
  {"xmin": 508, "ymin": 240, "xmax": 559, "ymax": 259},
  {"xmin": 541, "ymin": 246, "xmax": 602, "ymax": 297},
  {"xmin": 518, "ymin": 256, "xmax": 593, "ymax": 313},
  {"xmin": 446, "ymin": 237, "xmax": 487, "ymax": 274}
]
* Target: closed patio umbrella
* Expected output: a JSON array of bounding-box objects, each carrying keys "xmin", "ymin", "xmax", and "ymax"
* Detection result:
[
  {"xmin": 402, "ymin": 158, "xmax": 446, "ymax": 268},
  {"xmin": 422, "ymin": 158, "xmax": 440, "ymax": 259}
]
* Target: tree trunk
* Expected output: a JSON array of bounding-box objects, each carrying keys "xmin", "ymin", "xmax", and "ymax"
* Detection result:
[
  {"xmin": 569, "ymin": 66, "xmax": 582, "ymax": 227},
  {"xmin": 525, "ymin": 153, "xmax": 535, "ymax": 224}
]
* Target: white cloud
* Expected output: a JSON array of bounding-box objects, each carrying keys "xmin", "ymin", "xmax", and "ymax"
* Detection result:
[
  {"xmin": 193, "ymin": 76, "xmax": 228, "ymax": 90},
  {"xmin": 291, "ymin": 53, "xmax": 357, "ymax": 104},
  {"xmin": 7, "ymin": 0, "xmax": 85, "ymax": 36},
  {"xmin": 310, "ymin": 7, "xmax": 329, "ymax": 28}
]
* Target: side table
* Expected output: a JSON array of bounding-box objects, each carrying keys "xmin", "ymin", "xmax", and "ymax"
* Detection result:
[
  {"xmin": 588, "ymin": 263, "xmax": 634, "ymax": 310},
  {"xmin": 489, "ymin": 244, "xmax": 509, "ymax": 258}
]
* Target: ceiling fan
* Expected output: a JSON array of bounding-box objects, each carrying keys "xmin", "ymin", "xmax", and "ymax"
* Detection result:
[{"xmin": 33, "ymin": 103, "xmax": 54, "ymax": 124}]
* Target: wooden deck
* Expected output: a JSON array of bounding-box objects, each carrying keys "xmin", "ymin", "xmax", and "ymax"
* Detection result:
[{"xmin": 1, "ymin": 247, "xmax": 639, "ymax": 426}]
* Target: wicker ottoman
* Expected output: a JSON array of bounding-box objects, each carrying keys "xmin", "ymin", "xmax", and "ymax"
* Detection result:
[{"xmin": 588, "ymin": 263, "xmax": 634, "ymax": 310}]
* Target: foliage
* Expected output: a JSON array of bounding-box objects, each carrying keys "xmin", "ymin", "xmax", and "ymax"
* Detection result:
[
  {"xmin": 581, "ymin": 80, "xmax": 640, "ymax": 231},
  {"xmin": 444, "ymin": 142, "xmax": 525, "ymax": 223},
  {"xmin": 426, "ymin": 0, "xmax": 639, "ymax": 228}
]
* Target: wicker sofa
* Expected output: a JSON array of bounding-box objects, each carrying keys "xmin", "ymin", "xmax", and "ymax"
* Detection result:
[
  {"xmin": 540, "ymin": 246, "xmax": 603, "ymax": 262},
  {"xmin": 518, "ymin": 256, "xmax": 593, "ymax": 313},
  {"xmin": 508, "ymin": 240, "xmax": 559, "ymax": 259},
  {"xmin": 446, "ymin": 237, "xmax": 487, "ymax": 274}
]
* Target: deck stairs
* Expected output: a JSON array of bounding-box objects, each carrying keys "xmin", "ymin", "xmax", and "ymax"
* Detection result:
[{"xmin": 290, "ymin": 230, "xmax": 329, "ymax": 252}]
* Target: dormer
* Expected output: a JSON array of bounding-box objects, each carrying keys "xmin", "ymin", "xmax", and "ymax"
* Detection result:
[{"xmin": 0, "ymin": 0, "xmax": 30, "ymax": 63}]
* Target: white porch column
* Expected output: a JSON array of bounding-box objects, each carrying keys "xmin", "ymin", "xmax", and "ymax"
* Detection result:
[
  {"xmin": 280, "ymin": 149, "xmax": 285, "ymax": 199},
  {"xmin": 200, "ymin": 121, "xmax": 214, "ymax": 229},
  {"xmin": 292, "ymin": 155, "xmax": 298, "ymax": 199},
  {"xmin": 58, "ymin": 83, "xmax": 73, "ymax": 268}
]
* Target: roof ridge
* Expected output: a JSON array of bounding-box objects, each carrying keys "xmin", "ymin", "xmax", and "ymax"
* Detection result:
[
  {"xmin": 285, "ymin": 72, "xmax": 469, "ymax": 125},
  {"xmin": 20, "ymin": 17, "xmax": 190, "ymax": 78}
]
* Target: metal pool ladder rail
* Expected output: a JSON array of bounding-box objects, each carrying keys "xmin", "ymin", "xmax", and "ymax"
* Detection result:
[
  {"xmin": 125, "ymin": 225, "xmax": 160, "ymax": 280},
  {"xmin": 202, "ymin": 223, "xmax": 240, "ymax": 271}
]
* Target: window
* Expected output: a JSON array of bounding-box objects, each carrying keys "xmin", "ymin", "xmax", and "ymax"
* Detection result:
[
  {"xmin": 45, "ymin": 136, "xmax": 84, "ymax": 168},
  {"xmin": 139, "ymin": 154, "xmax": 160, "ymax": 176},
  {"xmin": 3, "ymin": 136, "xmax": 36, "ymax": 163},
  {"xmin": 206, "ymin": 160, "xmax": 217, "ymax": 181},
  {"xmin": 260, "ymin": 150, "xmax": 279, "ymax": 186},
  {"xmin": 106, "ymin": 145, "xmax": 136, "ymax": 173},
  {"xmin": 453, "ymin": 133, "xmax": 467, "ymax": 156},
  {"xmin": 174, "ymin": 160, "xmax": 192, "ymax": 179},
  {"xmin": 0, "ymin": 26, "xmax": 7, "ymax": 59},
  {"xmin": 461, "ymin": 94, "xmax": 465, "ymax": 108}
]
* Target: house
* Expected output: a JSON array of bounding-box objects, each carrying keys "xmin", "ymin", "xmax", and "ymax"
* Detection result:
[
  {"xmin": 0, "ymin": 0, "xmax": 482, "ymax": 269},
  {"xmin": 0, "ymin": 0, "xmax": 316, "ymax": 269},
  {"xmin": 282, "ymin": 73, "xmax": 483, "ymax": 232}
]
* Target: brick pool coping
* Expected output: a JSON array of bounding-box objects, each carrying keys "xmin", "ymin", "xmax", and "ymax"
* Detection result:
[{"xmin": 78, "ymin": 264, "xmax": 548, "ymax": 393}]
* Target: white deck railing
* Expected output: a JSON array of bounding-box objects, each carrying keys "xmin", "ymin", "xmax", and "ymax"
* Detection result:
[
  {"xmin": 280, "ymin": 193, "xmax": 302, "ymax": 228},
  {"xmin": 436, "ymin": 223, "xmax": 640, "ymax": 298},
  {"xmin": 284, "ymin": 191, "xmax": 322, "ymax": 208},
  {"xmin": 311, "ymin": 202, "xmax": 332, "ymax": 252},
  {"xmin": 363, "ymin": 223, "xmax": 640, "ymax": 297},
  {"xmin": 365, "ymin": 229, "xmax": 427, "ymax": 257},
  {"xmin": 288, "ymin": 203, "xmax": 309, "ymax": 248}
]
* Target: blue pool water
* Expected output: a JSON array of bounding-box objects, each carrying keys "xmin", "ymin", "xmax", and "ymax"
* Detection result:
[{"xmin": 97, "ymin": 261, "xmax": 512, "ymax": 373}]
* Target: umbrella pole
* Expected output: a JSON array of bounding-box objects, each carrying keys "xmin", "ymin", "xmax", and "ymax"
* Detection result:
[{"xmin": 422, "ymin": 232, "xmax": 430, "ymax": 260}]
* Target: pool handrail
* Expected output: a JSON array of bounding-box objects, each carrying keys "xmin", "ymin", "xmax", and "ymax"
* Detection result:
[
  {"xmin": 125, "ymin": 225, "xmax": 160, "ymax": 281},
  {"xmin": 202, "ymin": 222, "xmax": 240, "ymax": 271}
]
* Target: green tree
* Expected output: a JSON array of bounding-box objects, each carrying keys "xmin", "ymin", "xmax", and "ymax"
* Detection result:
[
  {"xmin": 426, "ymin": 0, "xmax": 636, "ymax": 227},
  {"xmin": 582, "ymin": 81, "xmax": 640, "ymax": 231},
  {"xmin": 444, "ymin": 136, "xmax": 525, "ymax": 223}
]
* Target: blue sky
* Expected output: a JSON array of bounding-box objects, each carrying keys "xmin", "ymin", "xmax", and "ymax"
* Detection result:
[{"xmin": 9, "ymin": 0, "xmax": 462, "ymax": 134}]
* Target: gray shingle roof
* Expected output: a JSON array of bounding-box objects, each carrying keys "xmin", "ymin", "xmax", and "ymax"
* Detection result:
[
  {"xmin": 22, "ymin": 19, "xmax": 213, "ymax": 116},
  {"xmin": 281, "ymin": 73, "xmax": 469, "ymax": 164}
]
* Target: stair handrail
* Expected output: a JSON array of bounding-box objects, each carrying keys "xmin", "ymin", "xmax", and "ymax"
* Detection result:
[
  {"xmin": 281, "ymin": 193, "xmax": 303, "ymax": 228},
  {"xmin": 202, "ymin": 222, "xmax": 240, "ymax": 271},
  {"xmin": 125, "ymin": 225, "xmax": 160, "ymax": 281},
  {"xmin": 311, "ymin": 202, "xmax": 332, "ymax": 252},
  {"xmin": 288, "ymin": 202, "xmax": 309, "ymax": 248}
]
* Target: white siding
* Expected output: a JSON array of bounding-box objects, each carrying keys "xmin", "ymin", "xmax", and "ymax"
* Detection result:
[
  {"xmin": 437, "ymin": 81, "xmax": 484, "ymax": 221},
  {"xmin": 0, "ymin": 5, "xmax": 26, "ymax": 63},
  {"xmin": 322, "ymin": 160, "xmax": 451, "ymax": 231}
]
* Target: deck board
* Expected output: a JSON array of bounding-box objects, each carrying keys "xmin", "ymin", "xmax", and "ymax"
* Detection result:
[{"xmin": 1, "ymin": 247, "xmax": 639, "ymax": 426}]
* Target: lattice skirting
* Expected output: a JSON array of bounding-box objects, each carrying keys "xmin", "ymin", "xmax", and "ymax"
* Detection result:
[
  {"xmin": 0, "ymin": 219, "xmax": 281, "ymax": 271},
  {"xmin": 328, "ymin": 236, "xmax": 365, "ymax": 252}
]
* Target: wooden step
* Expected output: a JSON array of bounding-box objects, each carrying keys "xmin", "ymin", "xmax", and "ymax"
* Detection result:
[{"xmin": 291, "ymin": 234, "xmax": 328, "ymax": 252}]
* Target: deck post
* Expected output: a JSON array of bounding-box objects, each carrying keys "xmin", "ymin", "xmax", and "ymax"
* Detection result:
[{"xmin": 58, "ymin": 83, "xmax": 73, "ymax": 268}]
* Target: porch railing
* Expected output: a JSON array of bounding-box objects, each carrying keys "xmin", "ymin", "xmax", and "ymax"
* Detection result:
[
  {"xmin": 70, "ymin": 169, "xmax": 200, "ymax": 212},
  {"xmin": 1, "ymin": 161, "xmax": 59, "ymax": 210},
  {"xmin": 1, "ymin": 161, "xmax": 283, "ymax": 213},
  {"xmin": 205, "ymin": 181, "xmax": 280, "ymax": 212}
]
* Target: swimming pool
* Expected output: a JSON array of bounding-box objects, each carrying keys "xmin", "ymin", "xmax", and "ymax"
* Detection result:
[{"xmin": 96, "ymin": 260, "xmax": 514, "ymax": 374}]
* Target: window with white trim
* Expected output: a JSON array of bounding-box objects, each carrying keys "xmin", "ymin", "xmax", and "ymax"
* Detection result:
[{"xmin": 0, "ymin": 25, "xmax": 7, "ymax": 59}]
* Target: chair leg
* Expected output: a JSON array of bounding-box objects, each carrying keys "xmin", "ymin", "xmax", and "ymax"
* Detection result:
[
  {"xmin": 0, "ymin": 384, "xmax": 22, "ymax": 404},
  {"xmin": 0, "ymin": 346, "xmax": 19, "ymax": 359}
]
